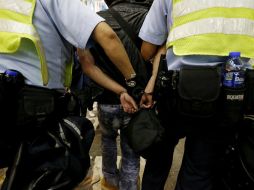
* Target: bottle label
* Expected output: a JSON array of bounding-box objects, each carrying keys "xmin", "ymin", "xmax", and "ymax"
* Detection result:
[
  {"xmin": 223, "ymin": 71, "xmax": 244, "ymax": 88},
  {"xmin": 223, "ymin": 72, "xmax": 233, "ymax": 87},
  {"xmin": 232, "ymin": 71, "xmax": 244, "ymax": 88}
]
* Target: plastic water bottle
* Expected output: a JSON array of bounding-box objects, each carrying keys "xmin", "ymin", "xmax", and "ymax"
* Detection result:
[{"xmin": 223, "ymin": 52, "xmax": 245, "ymax": 88}]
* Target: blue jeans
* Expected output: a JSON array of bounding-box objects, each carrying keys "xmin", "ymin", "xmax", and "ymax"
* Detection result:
[{"xmin": 98, "ymin": 104, "xmax": 140, "ymax": 190}]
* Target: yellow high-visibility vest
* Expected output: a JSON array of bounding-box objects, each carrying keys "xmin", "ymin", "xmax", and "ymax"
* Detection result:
[
  {"xmin": 167, "ymin": 0, "xmax": 254, "ymax": 58},
  {"xmin": 0, "ymin": 0, "xmax": 73, "ymax": 87}
]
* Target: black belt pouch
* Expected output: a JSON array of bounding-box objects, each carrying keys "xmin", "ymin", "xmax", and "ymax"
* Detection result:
[
  {"xmin": 244, "ymin": 69, "xmax": 254, "ymax": 115},
  {"xmin": 177, "ymin": 66, "xmax": 221, "ymax": 118},
  {"xmin": 16, "ymin": 86, "xmax": 56, "ymax": 127}
]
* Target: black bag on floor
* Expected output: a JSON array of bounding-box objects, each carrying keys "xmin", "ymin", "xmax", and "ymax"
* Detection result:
[{"xmin": 2, "ymin": 116, "xmax": 94, "ymax": 190}]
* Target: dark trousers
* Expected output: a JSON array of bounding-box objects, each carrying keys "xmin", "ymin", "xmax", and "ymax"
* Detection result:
[
  {"xmin": 141, "ymin": 97, "xmax": 233, "ymax": 190},
  {"xmin": 141, "ymin": 133, "xmax": 179, "ymax": 190},
  {"xmin": 174, "ymin": 135, "xmax": 227, "ymax": 190},
  {"xmin": 142, "ymin": 124, "xmax": 231, "ymax": 190},
  {"xmin": 141, "ymin": 97, "xmax": 181, "ymax": 190}
]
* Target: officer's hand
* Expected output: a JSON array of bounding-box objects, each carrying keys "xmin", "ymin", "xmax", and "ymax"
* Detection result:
[
  {"xmin": 140, "ymin": 92, "xmax": 154, "ymax": 109},
  {"xmin": 119, "ymin": 91, "xmax": 138, "ymax": 113}
]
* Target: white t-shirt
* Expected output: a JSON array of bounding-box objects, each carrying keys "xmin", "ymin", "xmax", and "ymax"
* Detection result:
[{"xmin": 0, "ymin": 0, "xmax": 104, "ymax": 89}]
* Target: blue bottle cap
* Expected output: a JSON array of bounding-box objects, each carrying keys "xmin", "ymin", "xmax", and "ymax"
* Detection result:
[
  {"xmin": 229, "ymin": 52, "xmax": 241, "ymax": 58},
  {"xmin": 5, "ymin": 70, "xmax": 18, "ymax": 77}
]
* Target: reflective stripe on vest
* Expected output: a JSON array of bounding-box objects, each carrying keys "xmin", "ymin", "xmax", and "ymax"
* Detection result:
[
  {"xmin": 169, "ymin": 18, "xmax": 254, "ymax": 42},
  {"xmin": 0, "ymin": 0, "xmax": 49, "ymax": 85},
  {"xmin": 173, "ymin": 0, "xmax": 254, "ymax": 18},
  {"xmin": 167, "ymin": 0, "xmax": 254, "ymax": 58},
  {"xmin": 0, "ymin": 0, "xmax": 32, "ymax": 16},
  {"xmin": 0, "ymin": 19, "xmax": 39, "ymax": 37}
]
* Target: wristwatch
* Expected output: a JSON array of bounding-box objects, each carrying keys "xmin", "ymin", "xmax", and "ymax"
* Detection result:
[
  {"xmin": 125, "ymin": 73, "xmax": 137, "ymax": 87},
  {"xmin": 126, "ymin": 79, "xmax": 136, "ymax": 88}
]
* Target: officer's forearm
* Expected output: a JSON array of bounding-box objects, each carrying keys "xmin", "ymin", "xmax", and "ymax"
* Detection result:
[
  {"xmin": 92, "ymin": 22, "xmax": 136, "ymax": 80},
  {"xmin": 141, "ymin": 41, "xmax": 158, "ymax": 61},
  {"xmin": 145, "ymin": 45, "xmax": 166, "ymax": 93},
  {"xmin": 152, "ymin": 45, "xmax": 166, "ymax": 76}
]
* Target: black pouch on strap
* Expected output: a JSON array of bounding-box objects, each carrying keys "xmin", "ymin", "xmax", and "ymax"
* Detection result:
[
  {"xmin": 16, "ymin": 86, "xmax": 56, "ymax": 127},
  {"xmin": 244, "ymin": 69, "xmax": 254, "ymax": 115},
  {"xmin": 177, "ymin": 66, "xmax": 221, "ymax": 118}
]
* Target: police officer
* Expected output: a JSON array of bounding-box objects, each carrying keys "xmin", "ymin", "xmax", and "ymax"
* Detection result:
[
  {"xmin": 0, "ymin": 0, "xmax": 138, "ymax": 111},
  {"xmin": 0, "ymin": 0, "xmax": 138, "ymax": 188},
  {"xmin": 139, "ymin": 0, "xmax": 254, "ymax": 190}
]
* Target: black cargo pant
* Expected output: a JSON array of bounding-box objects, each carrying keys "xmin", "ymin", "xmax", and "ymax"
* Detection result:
[
  {"xmin": 0, "ymin": 78, "xmax": 20, "ymax": 168},
  {"xmin": 142, "ymin": 92, "xmax": 235, "ymax": 190}
]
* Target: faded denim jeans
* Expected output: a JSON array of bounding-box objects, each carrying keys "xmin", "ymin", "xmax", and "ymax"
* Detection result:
[{"xmin": 98, "ymin": 104, "xmax": 140, "ymax": 190}]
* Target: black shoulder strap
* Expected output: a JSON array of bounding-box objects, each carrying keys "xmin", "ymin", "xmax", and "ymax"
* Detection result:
[{"xmin": 109, "ymin": 8, "xmax": 137, "ymax": 46}]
